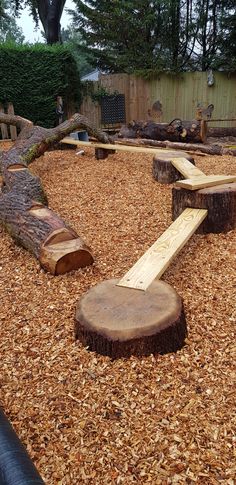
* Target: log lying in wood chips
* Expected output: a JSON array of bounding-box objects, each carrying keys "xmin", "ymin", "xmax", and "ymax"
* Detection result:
[
  {"xmin": 0, "ymin": 112, "xmax": 110, "ymax": 273},
  {"xmin": 75, "ymin": 279, "xmax": 187, "ymax": 359},
  {"xmin": 172, "ymin": 183, "xmax": 236, "ymax": 233},
  {"xmin": 113, "ymin": 137, "xmax": 236, "ymax": 157}
]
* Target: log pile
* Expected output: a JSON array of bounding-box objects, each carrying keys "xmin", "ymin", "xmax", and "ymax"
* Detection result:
[{"xmin": 118, "ymin": 119, "xmax": 207, "ymax": 143}]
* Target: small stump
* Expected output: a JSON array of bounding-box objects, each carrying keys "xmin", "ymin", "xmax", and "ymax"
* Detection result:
[
  {"xmin": 95, "ymin": 148, "xmax": 116, "ymax": 160},
  {"xmin": 153, "ymin": 152, "xmax": 195, "ymax": 184},
  {"xmin": 172, "ymin": 182, "xmax": 236, "ymax": 233},
  {"xmin": 75, "ymin": 279, "xmax": 187, "ymax": 359}
]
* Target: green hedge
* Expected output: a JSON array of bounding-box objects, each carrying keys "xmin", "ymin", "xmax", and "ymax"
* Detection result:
[{"xmin": 0, "ymin": 43, "xmax": 81, "ymax": 128}]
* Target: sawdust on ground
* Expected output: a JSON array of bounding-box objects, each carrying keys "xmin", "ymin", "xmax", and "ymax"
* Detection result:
[{"xmin": 0, "ymin": 142, "xmax": 235, "ymax": 484}]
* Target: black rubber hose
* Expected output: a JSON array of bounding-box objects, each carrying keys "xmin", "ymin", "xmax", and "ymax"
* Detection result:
[{"xmin": 0, "ymin": 408, "xmax": 45, "ymax": 485}]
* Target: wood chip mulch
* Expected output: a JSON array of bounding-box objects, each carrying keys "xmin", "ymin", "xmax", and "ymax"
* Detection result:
[{"xmin": 0, "ymin": 142, "xmax": 236, "ymax": 484}]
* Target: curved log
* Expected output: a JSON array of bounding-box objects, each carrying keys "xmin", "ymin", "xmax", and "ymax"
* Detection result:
[{"xmin": 0, "ymin": 113, "xmax": 110, "ymax": 274}]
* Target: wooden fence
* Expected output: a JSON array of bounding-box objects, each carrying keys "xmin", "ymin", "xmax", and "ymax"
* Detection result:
[
  {"xmin": 0, "ymin": 103, "xmax": 17, "ymax": 140},
  {"xmin": 81, "ymin": 71, "xmax": 236, "ymax": 129}
]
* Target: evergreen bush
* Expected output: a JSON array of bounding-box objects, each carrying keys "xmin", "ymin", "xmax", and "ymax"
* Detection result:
[{"xmin": 0, "ymin": 43, "xmax": 81, "ymax": 128}]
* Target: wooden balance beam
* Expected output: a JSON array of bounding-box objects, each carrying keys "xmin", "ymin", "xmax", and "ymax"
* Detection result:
[
  {"xmin": 75, "ymin": 207, "xmax": 207, "ymax": 359},
  {"xmin": 61, "ymin": 137, "xmax": 194, "ymax": 157},
  {"xmin": 117, "ymin": 208, "xmax": 208, "ymax": 291}
]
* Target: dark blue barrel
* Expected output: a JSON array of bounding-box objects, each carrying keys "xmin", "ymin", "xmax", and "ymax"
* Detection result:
[{"xmin": 0, "ymin": 408, "xmax": 45, "ymax": 484}]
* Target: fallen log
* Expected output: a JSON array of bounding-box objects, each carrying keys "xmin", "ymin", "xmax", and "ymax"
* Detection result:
[
  {"xmin": 208, "ymin": 126, "xmax": 236, "ymax": 138},
  {"xmin": 113, "ymin": 137, "xmax": 236, "ymax": 156},
  {"xmin": 118, "ymin": 119, "xmax": 207, "ymax": 143},
  {"xmin": 0, "ymin": 112, "xmax": 110, "ymax": 274}
]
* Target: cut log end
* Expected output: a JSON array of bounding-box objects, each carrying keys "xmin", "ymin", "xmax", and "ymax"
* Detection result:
[
  {"xmin": 153, "ymin": 152, "xmax": 195, "ymax": 184},
  {"xmin": 75, "ymin": 279, "xmax": 187, "ymax": 359},
  {"xmin": 172, "ymin": 182, "xmax": 236, "ymax": 233},
  {"xmin": 40, "ymin": 239, "xmax": 94, "ymax": 275}
]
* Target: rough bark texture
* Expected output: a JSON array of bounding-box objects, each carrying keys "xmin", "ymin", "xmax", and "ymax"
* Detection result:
[
  {"xmin": 75, "ymin": 279, "xmax": 187, "ymax": 359},
  {"xmin": 0, "ymin": 113, "xmax": 110, "ymax": 273},
  {"xmin": 208, "ymin": 126, "xmax": 236, "ymax": 138},
  {"xmin": 118, "ymin": 119, "xmax": 206, "ymax": 143},
  {"xmin": 172, "ymin": 183, "xmax": 236, "ymax": 233},
  {"xmin": 153, "ymin": 153, "xmax": 195, "ymax": 184},
  {"xmin": 114, "ymin": 137, "xmax": 236, "ymax": 156}
]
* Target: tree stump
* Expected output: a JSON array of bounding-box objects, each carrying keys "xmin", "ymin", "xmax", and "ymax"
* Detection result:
[
  {"xmin": 153, "ymin": 152, "xmax": 195, "ymax": 184},
  {"xmin": 75, "ymin": 279, "xmax": 187, "ymax": 359},
  {"xmin": 95, "ymin": 147, "xmax": 116, "ymax": 159},
  {"xmin": 172, "ymin": 182, "xmax": 236, "ymax": 233}
]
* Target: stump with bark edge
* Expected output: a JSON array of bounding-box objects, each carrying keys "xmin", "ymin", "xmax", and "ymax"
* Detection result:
[
  {"xmin": 172, "ymin": 182, "xmax": 236, "ymax": 233},
  {"xmin": 153, "ymin": 152, "xmax": 195, "ymax": 183},
  {"xmin": 75, "ymin": 279, "xmax": 187, "ymax": 359}
]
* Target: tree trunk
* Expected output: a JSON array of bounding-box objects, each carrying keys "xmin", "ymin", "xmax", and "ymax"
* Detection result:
[
  {"xmin": 75, "ymin": 279, "xmax": 187, "ymax": 359},
  {"xmin": 118, "ymin": 119, "xmax": 207, "ymax": 143},
  {"xmin": 37, "ymin": 0, "xmax": 66, "ymax": 44},
  {"xmin": 114, "ymin": 137, "xmax": 236, "ymax": 156},
  {"xmin": 0, "ymin": 112, "xmax": 110, "ymax": 274},
  {"xmin": 208, "ymin": 126, "xmax": 236, "ymax": 138},
  {"xmin": 172, "ymin": 183, "xmax": 236, "ymax": 233}
]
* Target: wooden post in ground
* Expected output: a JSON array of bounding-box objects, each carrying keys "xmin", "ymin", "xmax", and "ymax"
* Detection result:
[
  {"xmin": 0, "ymin": 103, "xmax": 9, "ymax": 140},
  {"xmin": 7, "ymin": 103, "xmax": 17, "ymax": 141}
]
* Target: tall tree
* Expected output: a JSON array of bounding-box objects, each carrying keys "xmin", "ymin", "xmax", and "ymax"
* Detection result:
[
  {"xmin": 70, "ymin": 0, "xmax": 236, "ymax": 73},
  {"xmin": 13, "ymin": 0, "xmax": 67, "ymax": 44}
]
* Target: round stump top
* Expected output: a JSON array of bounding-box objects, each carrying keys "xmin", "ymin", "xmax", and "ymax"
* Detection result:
[{"xmin": 75, "ymin": 279, "xmax": 187, "ymax": 358}]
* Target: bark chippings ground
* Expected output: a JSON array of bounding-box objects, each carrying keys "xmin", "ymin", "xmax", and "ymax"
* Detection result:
[{"xmin": 0, "ymin": 141, "xmax": 236, "ymax": 484}]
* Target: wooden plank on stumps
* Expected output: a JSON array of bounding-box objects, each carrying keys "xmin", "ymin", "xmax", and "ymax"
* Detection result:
[
  {"xmin": 171, "ymin": 157, "xmax": 205, "ymax": 179},
  {"xmin": 176, "ymin": 174, "xmax": 236, "ymax": 190},
  {"xmin": 117, "ymin": 207, "xmax": 208, "ymax": 291}
]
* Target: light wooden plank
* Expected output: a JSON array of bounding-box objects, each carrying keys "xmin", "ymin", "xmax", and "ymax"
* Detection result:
[
  {"xmin": 176, "ymin": 174, "xmax": 236, "ymax": 190},
  {"xmin": 61, "ymin": 137, "xmax": 186, "ymax": 156},
  {"xmin": 117, "ymin": 208, "xmax": 208, "ymax": 291},
  {"xmin": 171, "ymin": 157, "xmax": 205, "ymax": 179}
]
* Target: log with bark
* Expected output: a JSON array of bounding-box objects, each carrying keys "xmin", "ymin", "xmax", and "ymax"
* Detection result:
[
  {"xmin": 172, "ymin": 183, "xmax": 236, "ymax": 233},
  {"xmin": 118, "ymin": 119, "xmax": 207, "ymax": 143},
  {"xmin": 0, "ymin": 112, "xmax": 110, "ymax": 274},
  {"xmin": 113, "ymin": 136, "xmax": 236, "ymax": 156}
]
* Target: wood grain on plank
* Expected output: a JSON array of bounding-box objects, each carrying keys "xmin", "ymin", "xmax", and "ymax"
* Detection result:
[
  {"xmin": 117, "ymin": 208, "xmax": 208, "ymax": 291},
  {"xmin": 61, "ymin": 137, "xmax": 188, "ymax": 156},
  {"xmin": 175, "ymin": 174, "xmax": 236, "ymax": 190},
  {"xmin": 171, "ymin": 157, "xmax": 205, "ymax": 178}
]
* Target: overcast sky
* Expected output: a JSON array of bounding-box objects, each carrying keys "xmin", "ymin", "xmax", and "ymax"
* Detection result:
[{"xmin": 16, "ymin": 0, "xmax": 75, "ymax": 43}]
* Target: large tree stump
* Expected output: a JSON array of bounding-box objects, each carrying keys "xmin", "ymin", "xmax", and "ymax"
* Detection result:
[
  {"xmin": 75, "ymin": 279, "xmax": 187, "ymax": 359},
  {"xmin": 153, "ymin": 152, "xmax": 195, "ymax": 183},
  {"xmin": 0, "ymin": 112, "xmax": 110, "ymax": 274},
  {"xmin": 172, "ymin": 183, "xmax": 236, "ymax": 233}
]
